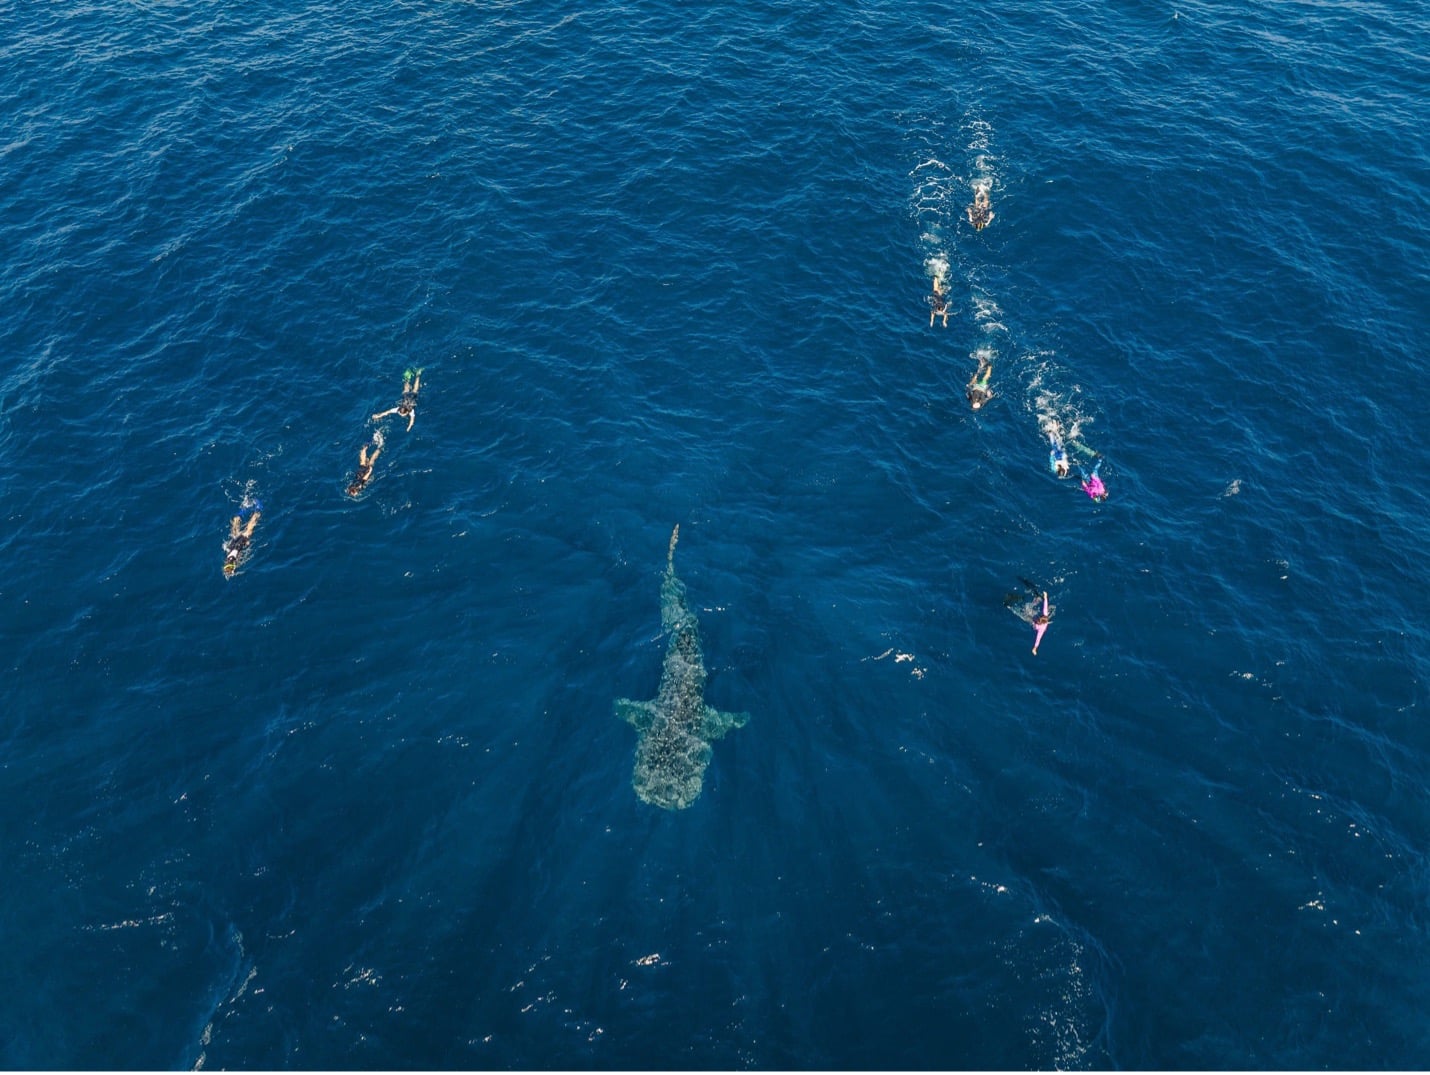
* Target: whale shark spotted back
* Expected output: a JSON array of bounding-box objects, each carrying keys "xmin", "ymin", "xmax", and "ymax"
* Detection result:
[{"xmin": 614, "ymin": 525, "xmax": 748, "ymax": 810}]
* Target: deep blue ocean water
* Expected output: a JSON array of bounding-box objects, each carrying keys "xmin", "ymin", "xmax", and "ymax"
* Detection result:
[{"xmin": 3, "ymin": 0, "xmax": 1428, "ymax": 1068}]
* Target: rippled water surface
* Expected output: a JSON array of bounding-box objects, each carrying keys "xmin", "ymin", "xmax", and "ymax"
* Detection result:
[{"xmin": 2, "ymin": 0, "xmax": 1428, "ymax": 1067}]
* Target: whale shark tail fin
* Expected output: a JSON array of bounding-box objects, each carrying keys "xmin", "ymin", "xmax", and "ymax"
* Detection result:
[
  {"xmin": 668, "ymin": 524, "xmax": 680, "ymax": 567},
  {"xmin": 702, "ymin": 705, "xmax": 749, "ymax": 741}
]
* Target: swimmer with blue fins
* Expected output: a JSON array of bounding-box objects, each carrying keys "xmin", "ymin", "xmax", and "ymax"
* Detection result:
[
  {"xmin": 223, "ymin": 501, "xmax": 262, "ymax": 577},
  {"xmin": 1049, "ymin": 432, "xmax": 1071, "ymax": 478},
  {"xmin": 1045, "ymin": 419, "xmax": 1102, "ymax": 482}
]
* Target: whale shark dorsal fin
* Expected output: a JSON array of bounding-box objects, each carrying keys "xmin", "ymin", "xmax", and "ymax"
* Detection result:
[
  {"xmin": 668, "ymin": 524, "xmax": 680, "ymax": 567},
  {"xmin": 702, "ymin": 705, "xmax": 749, "ymax": 741},
  {"xmin": 615, "ymin": 698, "xmax": 658, "ymax": 733}
]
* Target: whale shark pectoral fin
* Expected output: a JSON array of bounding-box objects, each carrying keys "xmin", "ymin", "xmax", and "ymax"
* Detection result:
[
  {"xmin": 615, "ymin": 698, "xmax": 658, "ymax": 733},
  {"xmin": 702, "ymin": 705, "xmax": 750, "ymax": 741}
]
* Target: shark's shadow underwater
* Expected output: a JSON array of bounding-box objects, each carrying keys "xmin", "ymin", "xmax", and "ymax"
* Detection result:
[{"xmin": 614, "ymin": 525, "xmax": 749, "ymax": 810}]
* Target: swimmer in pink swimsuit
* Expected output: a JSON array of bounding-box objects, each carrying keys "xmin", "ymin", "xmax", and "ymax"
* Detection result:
[
  {"xmin": 1081, "ymin": 458, "xmax": 1108, "ymax": 502},
  {"xmin": 1031, "ymin": 592, "xmax": 1050, "ymax": 655},
  {"xmin": 1006, "ymin": 580, "xmax": 1053, "ymax": 655}
]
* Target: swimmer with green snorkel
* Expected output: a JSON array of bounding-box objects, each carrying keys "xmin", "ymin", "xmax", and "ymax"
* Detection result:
[
  {"xmin": 372, "ymin": 368, "xmax": 422, "ymax": 432},
  {"xmin": 967, "ymin": 352, "xmax": 993, "ymax": 410}
]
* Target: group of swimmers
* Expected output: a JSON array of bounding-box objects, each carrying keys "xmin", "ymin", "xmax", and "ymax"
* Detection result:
[
  {"xmin": 926, "ymin": 182, "xmax": 1111, "ymax": 654},
  {"xmin": 1048, "ymin": 429, "xmax": 1108, "ymax": 502},
  {"xmin": 221, "ymin": 369, "xmax": 423, "ymax": 576},
  {"xmin": 226, "ymin": 187, "xmax": 1091, "ymax": 656},
  {"xmin": 348, "ymin": 367, "xmax": 422, "ymax": 497},
  {"xmin": 925, "ymin": 187, "xmax": 991, "ymax": 327}
]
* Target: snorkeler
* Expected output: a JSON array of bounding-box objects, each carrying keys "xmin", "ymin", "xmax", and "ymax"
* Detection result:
[
  {"xmin": 1080, "ymin": 457, "xmax": 1108, "ymax": 502},
  {"xmin": 967, "ymin": 186, "xmax": 993, "ymax": 230},
  {"xmin": 347, "ymin": 437, "xmax": 382, "ymax": 497},
  {"xmin": 1031, "ymin": 592, "xmax": 1051, "ymax": 654},
  {"xmin": 1005, "ymin": 579, "xmax": 1052, "ymax": 655},
  {"xmin": 967, "ymin": 353, "xmax": 993, "ymax": 410},
  {"xmin": 928, "ymin": 276, "xmax": 951, "ymax": 328},
  {"xmin": 223, "ymin": 502, "xmax": 262, "ymax": 577},
  {"xmin": 1049, "ymin": 433, "xmax": 1071, "ymax": 478},
  {"xmin": 372, "ymin": 368, "xmax": 422, "ymax": 432}
]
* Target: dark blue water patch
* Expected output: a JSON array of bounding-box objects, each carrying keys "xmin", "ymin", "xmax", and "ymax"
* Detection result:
[{"xmin": 4, "ymin": 0, "xmax": 1430, "ymax": 1067}]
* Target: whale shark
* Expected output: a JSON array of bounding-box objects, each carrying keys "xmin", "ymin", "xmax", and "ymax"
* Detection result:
[{"xmin": 614, "ymin": 525, "xmax": 749, "ymax": 810}]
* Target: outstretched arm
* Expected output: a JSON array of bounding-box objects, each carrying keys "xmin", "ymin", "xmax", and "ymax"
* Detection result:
[
  {"xmin": 372, "ymin": 406, "xmax": 399, "ymax": 421},
  {"xmin": 406, "ymin": 410, "xmax": 416, "ymax": 432}
]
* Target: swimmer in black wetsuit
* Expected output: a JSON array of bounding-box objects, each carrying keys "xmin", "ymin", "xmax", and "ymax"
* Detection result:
[
  {"xmin": 928, "ymin": 276, "xmax": 951, "ymax": 328},
  {"xmin": 223, "ymin": 504, "xmax": 261, "ymax": 576},
  {"xmin": 347, "ymin": 439, "xmax": 382, "ymax": 498},
  {"xmin": 967, "ymin": 353, "xmax": 993, "ymax": 410},
  {"xmin": 967, "ymin": 186, "xmax": 993, "ymax": 230},
  {"xmin": 372, "ymin": 368, "xmax": 422, "ymax": 432}
]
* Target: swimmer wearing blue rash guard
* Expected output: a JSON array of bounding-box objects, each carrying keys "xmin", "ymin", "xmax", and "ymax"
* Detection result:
[{"xmin": 1049, "ymin": 433, "xmax": 1071, "ymax": 478}]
